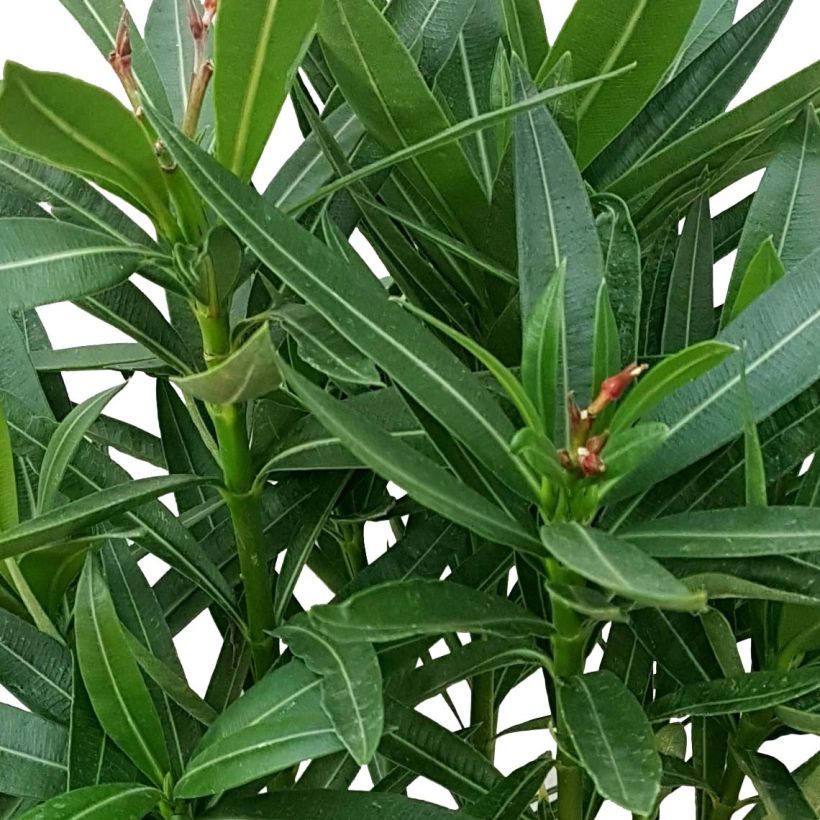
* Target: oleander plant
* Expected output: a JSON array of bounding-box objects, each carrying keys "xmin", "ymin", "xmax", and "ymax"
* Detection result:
[{"xmin": 0, "ymin": 0, "xmax": 819, "ymax": 817}]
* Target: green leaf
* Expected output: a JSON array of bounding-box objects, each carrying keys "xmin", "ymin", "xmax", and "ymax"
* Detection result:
[
  {"xmin": 594, "ymin": 193, "xmax": 642, "ymax": 362},
  {"xmin": 30, "ymin": 345, "xmax": 164, "ymax": 374},
  {"xmin": 275, "ymin": 303, "xmax": 381, "ymax": 387},
  {"xmin": 0, "ymin": 311, "xmax": 50, "ymax": 416},
  {"xmin": 0, "ymin": 474, "xmax": 207, "ymax": 561},
  {"xmin": 724, "ymin": 105, "xmax": 820, "ymax": 323},
  {"xmin": 203, "ymin": 791, "xmax": 469, "ymax": 819},
  {"xmin": 17, "ymin": 784, "xmax": 162, "ymax": 820},
  {"xmin": 468, "ymin": 756, "xmax": 553, "ymax": 820},
  {"xmin": 543, "ymin": 0, "xmax": 699, "ymax": 167},
  {"xmin": 661, "ymin": 195, "xmax": 715, "ymax": 353},
  {"xmin": 309, "ymin": 579, "xmax": 554, "ymax": 642},
  {"xmin": 624, "ymin": 507, "xmax": 820, "ymax": 558},
  {"xmin": 282, "ymin": 365, "xmax": 541, "ymax": 554},
  {"xmin": 317, "ymin": 0, "xmax": 492, "ymax": 253},
  {"xmin": 591, "ymin": 280, "xmax": 622, "ymax": 400},
  {"xmin": 0, "ymin": 704, "xmax": 66, "ymax": 799},
  {"xmin": 559, "ymin": 670, "xmax": 662, "ymax": 814},
  {"xmin": 276, "ymin": 613, "xmax": 383, "ymax": 766},
  {"xmin": 512, "ymin": 62, "xmax": 604, "ymax": 405},
  {"xmin": 540, "ymin": 523, "xmax": 706, "ymax": 611},
  {"xmin": 672, "ymin": 0, "xmax": 740, "ymax": 74},
  {"xmin": 0, "ymin": 608, "xmax": 71, "ymax": 723},
  {"xmin": 176, "ymin": 711, "xmax": 344, "ymax": 798},
  {"xmin": 273, "ymin": 473, "xmax": 348, "ymax": 623},
  {"xmin": 649, "ymin": 665, "xmax": 820, "ymax": 719},
  {"xmin": 0, "ymin": 64, "xmax": 171, "ymax": 223},
  {"xmin": 198, "ymin": 659, "xmax": 322, "ymax": 751},
  {"xmin": 728, "ymin": 236, "xmax": 787, "ymax": 321},
  {"xmin": 610, "ymin": 341, "xmax": 737, "ymax": 433},
  {"xmin": 608, "ymin": 246, "xmax": 820, "ymax": 501},
  {"xmin": 0, "ymin": 219, "xmax": 156, "ymax": 311},
  {"xmin": 37, "ymin": 384, "xmax": 123, "ymax": 514},
  {"xmin": 735, "ymin": 749, "xmax": 816, "ymax": 820},
  {"xmin": 521, "ymin": 263, "xmax": 565, "ymax": 440},
  {"xmin": 509, "ymin": 428, "xmax": 566, "ymax": 487},
  {"xmin": 173, "ymin": 323, "xmax": 282, "ymax": 404},
  {"xmin": 147, "ymin": 112, "xmax": 532, "ymax": 501},
  {"xmin": 55, "ymin": 0, "xmax": 172, "ymax": 116},
  {"xmin": 75, "ymin": 555, "xmax": 171, "ymax": 785},
  {"xmin": 214, "ymin": 0, "xmax": 321, "ymax": 180},
  {"xmin": 589, "ymin": 0, "xmax": 792, "ymax": 187},
  {"xmin": 598, "ymin": 422, "xmax": 670, "ymax": 497}
]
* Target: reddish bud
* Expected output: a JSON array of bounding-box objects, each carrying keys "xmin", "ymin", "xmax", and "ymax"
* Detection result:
[
  {"xmin": 109, "ymin": 10, "xmax": 140, "ymax": 109},
  {"xmin": 588, "ymin": 362, "xmax": 649, "ymax": 416},
  {"xmin": 578, "ymin": 448, "xmax": 606, "ymax": 478},
  {"xmin": 203, "ymin": 0, "xmax": 217, "ymax": 27},
  {"xmin": 558, "ymin": 449, "xmax": 573, "ymax": 471},
  {"xmin": 114, "ymin": 9, "xmax": 132, "ymax": 60},
  {"xmin": 586, "ymin": 433, "xmax": 608, "ymax": 455}
]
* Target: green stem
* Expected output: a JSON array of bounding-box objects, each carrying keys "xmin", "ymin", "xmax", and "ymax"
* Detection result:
[
  {"xmin": 470, "ymin": 664, "xmax": 496, "ymax": 763},
  {"xmin": 197, "ymin": 308, "xmax": 276, "ymax": 678}
]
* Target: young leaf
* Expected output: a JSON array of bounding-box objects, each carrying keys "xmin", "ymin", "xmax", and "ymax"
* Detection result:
[
  {"xmin": 502, "ymin": 0, "xmax": 548, "ymax": 77},
  {"xmin": 74, "ymin": 555, "xmax": 171, "ymax": 785},
  {"xmin": 540, "ymin": 523, "xmax": 707, "ymax": 611},
  {"xmin": 598, "ymin": 422, "xmax": 670, "ymax": 497},
  {"xmin": 0, "ymin": 220, "xmax": 156, "ymax": 311},
  {"xmin": 661, "ymin": 196, "xmax": 715, "ymax": 353},
  {"xmin": 276, "ymin": 613, "xmax": 383, "ymax": 766},
  {"xmin": 512, "ymin": 61, "xmax": 604, "ymax": 405},
  {"xmin": 0, "ymin": 474, "xmax": 207, "ymax": 561},
  {"xmin": 17, "ymin": 784, "xmax": 162, "ymax": 820},
  {"xmin": 543, "ymin": 0, "xmax": 700, "ymax": 167},
  {"xmin": 724, "ymin": 105, "xmax": 820, "ymax": 324},
  {"xmin": 591, "ymin": 280, "xmax": 622, "ymax": 399},
  {"xmin": 559, "ymin": 670, "xmax": 662, "ymax": 815},
  {"xmin": 624, "ymin": 506, "xmax": 820, "ymax": 558},
  {"xmin": 609, "ymin": 340, "xmax": 736, "ymax": 433},
  {"xmin": 0, "ymin": 64, "xmax": 171, "ymax": 224},
  {"xmin": 214, "ymin": 0, "xmax": 321, "ymax": 180},
  {"xmin": 728, "ymin": 236, "xmax": 787, "ymax": 321},
  {"xmin": 173, "ymin": 323, "xmax": 282, "ymax": 405},
  {"xmin": 308, "ymin": 579, "xmax": 554, "ymax": 643},
  {"xmin": 37, "ymin": 384, "xmax": 123, "ymax": 514}
]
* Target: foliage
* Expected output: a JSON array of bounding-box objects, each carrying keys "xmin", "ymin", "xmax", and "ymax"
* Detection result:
[{"xmin": 0, "ymin": 1, "xmax": 818, "ymax": 818}]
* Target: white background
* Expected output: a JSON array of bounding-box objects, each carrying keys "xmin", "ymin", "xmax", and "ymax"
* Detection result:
[{"xmin": 1, "ymin": 1, "xmax": 819, "ymax": 816}]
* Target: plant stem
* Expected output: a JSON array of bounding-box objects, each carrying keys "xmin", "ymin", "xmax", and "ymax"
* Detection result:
[
  {"xmin": 547, "ymin": 559, "xmax": 587, "ymax": 820},
  {"xmin": 470, "ymin": 664, "xmax": 496, "ymax": 762},
  {"xmin": 196, "ymin": 307, "xmax": 276, "ymax": 678}
]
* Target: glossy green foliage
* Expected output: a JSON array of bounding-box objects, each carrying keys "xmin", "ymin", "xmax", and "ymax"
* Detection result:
[{"xmin": 0, "ymin": 1, "xmax": 817, "ymax": 819}]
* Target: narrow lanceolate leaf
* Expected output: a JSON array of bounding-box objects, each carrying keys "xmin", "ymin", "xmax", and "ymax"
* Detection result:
[
  {"xmin": 0, "ymin": 65, "xmax": 171, "ymax": 221},
  {"xmin": 309, "ymin": 579, "xmax": 553, "ymax": 643},
  {"xmin": 543, "ymin": 0, "xmax": 700, "ymax": 167},
  {"xmin": 502, "ymin": 0, "xmax": 548, "ymax": 77},
  {"xmin": 609, "ymin": 247, "xmax": 820, "ymax": 501},
  {"xmin": 559, "ymin": 671, "xmax": 662, "ymax": 815},
  {"xmin": 590, "ymin": 0, "xmax": 793, "ymax": 188},
  {"xmin": 650, "ymin": 665, "xmax": 820, "ymax": 719},
  {"xmin": 174, "ymin": 323, "xmax": 282, "ymax": 404},
  {"xmin": 661, "ymin": 196, "xmax": 714, "ymax": 353},
  {"xmin": 671, "ymin": 0, "xmax": 740, "ymax": 75},
  {"xmin": 0, "ymin": 474, "xmax": 207, "ymax": 561},
  {"xmin": 37, "ymin": 384, "xmax": 123, "ymax": 514},
  {"xmin": 468, "ymin": 756, "xmax": 553, "ymax": 820},
  {"xmin": 176, "ymin": 712, "xmax": 344, "ymax": 798},
  {"xmin": 624, "ymin": 507, "xmax": 820, "ymax": 558},
  {"xmin": 512, "ymin": 62, "xmax": 604, "ymax": 404},
  {"xmin": 0, "ymin": 704, "xmax": 67, "ymax": 799},
  {"xmin": 734, "ymin": 749, "xmax": 816, "ymax": 820},
  {"xmin": 540, "ymin": 523, "xmax": 706, "ymax": 611},
  {"xmin": 317, "ymin": 0, "xmax": 493, "ymax": 255},
  {"xmin": 203, "ymin": 791, "xmax": 468, "ymax": 820},
  {"xmin": 591, "ymin": 281, "xmax": 622, "ymax": 399},
  {"xmin": 198, "ymin": 660, "xmax": 322, "ymax": 751},
  {"xmin": 0, "ymin": 220, "xmax": 154, "ymax": 311},
  {"xmin": 277, "ymin": 614, "xmax": 383, "ymax": 766},
  {"xmin": 728, "ymin": 237, "xmax": 787, "ymax": 321},
  {"xmin": 74, "ymin": 556, "xmax": 172, "ymax": 785},
  {"xmin": 0, "ymin": 608, "xmax": 72, "ymax": 723},
  {"xmin": 148, "ymin": 113, "xmax": 532, "ymax": 501},
  {"xmin": 215, "ymin": 0, "xmax": 320, "ymax": 179},
  {"xmin": 594, "ymin": 193, "xmax": 641, "ymax": 362},
  {"xmin": 17, "ymin": 784, "xmax": 162, "ymax": 820},
  {"xmin": 282, "ymin": 366, "xmax": 541, "ymax": 554},
  {"xmin": 724, "ymin": 105, "xmax": 820, "ymax": 324},
  {"xmin": 610, "ymin": 341, "xmax": 736, "ymax": 433},
  {"xmin": 56, "ymin": 0, "xmax": 172, "ymax": 115}
]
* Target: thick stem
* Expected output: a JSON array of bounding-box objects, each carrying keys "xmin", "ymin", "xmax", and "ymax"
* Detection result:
[
  {"xmin": 197, "ymin": 309, "xmax": 276, "ymax": 678},
  {"xmin": 470, "ymin": 665, "xmax": 496, "ymax": 763}
]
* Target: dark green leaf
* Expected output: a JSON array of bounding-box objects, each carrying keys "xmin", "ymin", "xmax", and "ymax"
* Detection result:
[
  {"xmin": 17, "ymin": 784, "xmax": 161, "ymax": 820},
  {"xmin": 468, "ymin": 756, "xmax": 552, "ymax": 820},
  {"xmin": 728, "ymin": 236, "xmax": 787, "ymax": 321},
  {"xmin": 735, "ymin": 749, "xmax": 815, "ymax": 820}
]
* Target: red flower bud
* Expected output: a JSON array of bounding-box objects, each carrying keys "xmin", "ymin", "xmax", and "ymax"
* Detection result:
[
  {"xmin": 203, "ymin": 0, "xmax": 217, "ymax": 27},
  {"xmin": 586, "ymin": 433, "xmax": 608, "ymax": 455},
  {"xmin": 588, "ymin": 362, "xmax": 649, "ymax": 416},
  {"xmin": 578, "ymin": 448, "xmax": 606, "ymax": 478}
]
